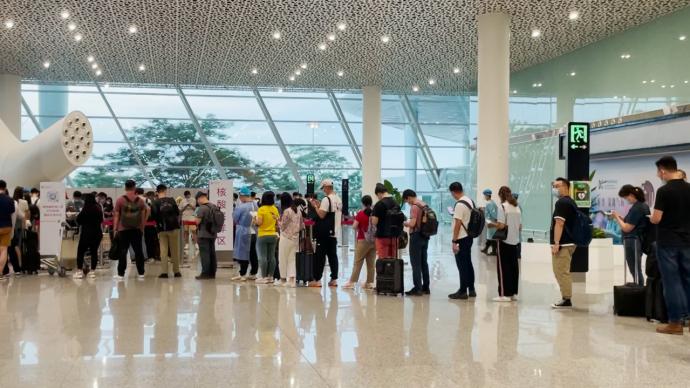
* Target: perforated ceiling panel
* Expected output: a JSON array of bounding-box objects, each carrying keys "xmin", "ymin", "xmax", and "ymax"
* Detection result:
[{"xmin": 0, "ymin": 0, "xmax": 688, "ymax": 93}]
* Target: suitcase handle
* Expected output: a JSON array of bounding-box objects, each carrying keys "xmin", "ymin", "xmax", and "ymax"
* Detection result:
[{"xmin": 623, "ymin": 236, "xmax": 641, "ymax": 285}]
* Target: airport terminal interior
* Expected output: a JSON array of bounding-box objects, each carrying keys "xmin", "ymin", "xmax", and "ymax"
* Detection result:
[{"xmin": 1, "ymin": 1, "xmax": 690, "ymax": 387}]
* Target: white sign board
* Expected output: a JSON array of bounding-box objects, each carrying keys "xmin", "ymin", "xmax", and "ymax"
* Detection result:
[
  {"xmin": 39, "ymin": 181, "xmax": 65, "ymax": 257},
  {"xmin": 209, "ymin": 180, "xmax": 233, "ymax": 251}
]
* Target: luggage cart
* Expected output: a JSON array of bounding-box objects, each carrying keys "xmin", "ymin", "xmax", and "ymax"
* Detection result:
[{"xmin": 41, "ymin": 223, "xmax": 79, "ymax": 277}]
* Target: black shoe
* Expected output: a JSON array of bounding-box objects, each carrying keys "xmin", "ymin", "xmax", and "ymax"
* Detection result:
[
  {"xmin": 174, "ymin": 272, "xmax": 182, "ymax": 278},
  {"xmin": 405, "ymin": 288, "xmax": 423, "ymax": 296},
  {"xmin": 551, "ymin": 299, "xmax": 572, "ymax": 309},
  {"xmin": 449, "ymin": 291, "xmax": 469, "ymax": 300},
  {"xmin": 195, "ymin": 274, "xmax": 213, "ymax": 280},
  {"xmin": 422, "ymin": 288, "xmax": 430, "ymax": 295},
  {"xmin": 158, "ymin": 273, "xmax": 169, "ymax": 279},
  {"xmin": 469, "ymin": 289, "xmax": 477, "ymax": 298}
]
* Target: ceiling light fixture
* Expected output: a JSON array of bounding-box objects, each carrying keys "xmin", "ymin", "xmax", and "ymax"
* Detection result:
[
  {"xmin": 381, "ymin": 35, "xmax": 391, "ymax": 43},
  {"xmin": 337, "ymin": 70, "xmax": 344, "ymax": 77},
  {"xmin": 661, "ymin": 85, "xmax": 667, "ymax": 88},
  {"xmin": 95, "ymin": 69, "xmax": 102, "ymax": 76},
  {"xmin": 679, "ymin": 35, "xmax": 687, "ymax": 41},
  {"xmin": 512, "ymin": 90, "xmax": 518, "ymax": 94},
  {"xmin": 569, "ymin": 71, "xmax": 576, "ymax": 76},
  {"xmin": 300, "ymin": 63, "xmax": 307, "ymax": 69},
  {"xmin": 642, "ymin": 80, "xmax": 647, "ymax": 84},
  {"xmin": 4, "ymin": 19, "xmax": 14, "ymax": 29},
  {"xmin": 453, "ymin": 67, "xmax": 460, "ymax": 74},
  {"xmin": 43, "ymin": 61, "xmax": 51, "ymax": 69},
  {"xmin": 87, "ymin": 55, "xmax": 94, "ymax": 63},
  {"xmin": 294, "ymin": 69, "xmax": 301, "ymax": 75},
  {"xmin": 620, "ymin": 53, "xmax": 631, "ymax": 59},
  {"xmin": 91, "ymin": 63, "xmax": 99, "ymax": 69},
  {"xmin": 428, "ymin": 78, "xmax": 436, "ymax": 85},
  {"xmin": 318, "ymin": 43, "xmax": 327, "ymax": 50},
  {"xmin": 327, "ymin": 33, "xmax": 336, "ymax": 41},
  {"xmin": 251, "ymin": 68, "xmax": 258, "ymax": 75},
  {"xmin": 289, "ymin": 75, "xmax": 296, "ymax": 82},
  {"xmin": 128, "ymin": 25, "xmax": 138, "ymax": 34},
  {"xmin": 685, "ymin": 80, "xmax": 689, "ymax": 84},
  {"xmin": 138, "ymin": 64, "xmax": 146, "ymax": 71},
  {"xmin": 650, "ymin": 79, "xmax": 656, "ymax": 83},
  {"xmin": 531, "ymin": 28, "xmax": 541, "ymax": 38},
  {"xmin": 60, "ymin": 10, "xmax": 70, "ymax": 19},
  {"xmin": 412, "ymin": 85, "xmax": 419, "ymax": 92},
  {"xmin": 272, "ymin": 31, "xmax": 281, "ymax": 40},
  {"xmin": 670, "ymin": 85, "xmax": 675, "ymax": 88},
  {"xmin": 68, "ymin": 22, "xmax": 76, "ymax": 31},
  {"xmin": 74, "ymin": 33, "xmax": 83, "ymax": 42},
  {"xmin": 568, "ymin": 11, "xmax": 580, "ymax": 21},
  {"xmin": 337, "ymin": 22, "xmax": 347, "ymax": 31}
]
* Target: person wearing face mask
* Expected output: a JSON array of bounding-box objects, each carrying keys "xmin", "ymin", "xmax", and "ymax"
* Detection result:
[
  {"xmin": 549, "ymin": 177, "xmax": 578, "ymax": 309},
  {"xmin": 650, "ymin": 156, "xmax": 690, "ymax": 335},
  {"xmin": 611, "ymin": 185, "xmax": 649, "ymax": 286}
]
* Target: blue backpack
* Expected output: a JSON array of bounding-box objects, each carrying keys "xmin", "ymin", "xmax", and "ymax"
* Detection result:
[{"xmin": 565, "ymin": 202, "xmax": 593, "ymax": 247}]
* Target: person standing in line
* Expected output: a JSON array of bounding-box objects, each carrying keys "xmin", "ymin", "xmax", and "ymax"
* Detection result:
[
  {"xmin": 254, "ymin": 191, "xmax": 279, "ymax": 284},
  {"xmin": 342, "ymin": 195, "xmax": 377, "ymax": 290},
  {"xmin": 611, "ymin": 185, "xmax": 650, "ymax": 286},
  {"xmin": 0, "ymin": 180, "xmax": 15, "ymax": 281},
  {"xmin": 513, "ymin": 193, "xmax": 523, "ymax": 260},
  {"xmin": 371, "ymin": 183, "xmax": 399, "ymax": 260},
  {"xmin": 232, "ymin": 187, "xmax": 256, "ymax": 281},
  {"xmin": 5, "ymin": 186, "xmax": 28, "ymax": 275},
  {"xmin": 550, "ymin": 177, "xmax": 578, "ymax": 309},
  {"xmin": 277, "ymin": 192, "xmax": 303, "ymax": 287},
  {"xmin": 30, "ymin": 188, "xmax": 40, "ymax": 206},
  {"xmin": 113, "ymin": 180, "xmax": 148, "ymax": 280},
  {"xmin": 650, "ymin": 156, "xmax": 690, "ymax": 335},
  {"xmin": 152, "ymin": 184, "xmax": 182, "ymax": 279},
  {"xmin": 402, "ymin": 189, "xmax": 430, "ymax": 296},
  {"xmin": 74, "ymin": 193, "xmax": 103, "ymax": 279},
  {"xmin": 309, "ymin": 179, "xmax": 343, "ymax": 287},
  {"xmin": 179, "ymin": 190, "xmax": 197, "ymax": 251},
  {"xmin": 144, "ymin": 190, "xmax": 160, "ymax": 261},
  {"xmin": 493, "ymin": 186, "xmax": 522, "ymax": 302},
  {"xmin": 481, "ymin": 189, "xmax": 498, "ymax": 256},
  {"xmin": 195, "ymin": 191, "xmax": 219, "ymax": 280},
  {"xmin": 448, "ymin": 182, "xmax": 476, "ymax": 300}
]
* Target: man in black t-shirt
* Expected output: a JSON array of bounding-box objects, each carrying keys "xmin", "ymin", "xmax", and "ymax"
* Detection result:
[
  {"xmin": 550, "ymin": 177, "xmax": 578, "ymax": 309},
  {"xmin": 371, "ymin": 183, "xmax": 399, "ymax": 259},
  {"xmin": 650, "ymin": 156, "xmax": 690, "ymax": 335}
]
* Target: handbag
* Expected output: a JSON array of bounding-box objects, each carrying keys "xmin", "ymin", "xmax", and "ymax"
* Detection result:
[
  {"xmin": 398, "ymin": 231, "xmax": 409, "ymax": 249},
  {"xmin": 108, "ymin": 233, "xmax": 120, "ymax": 260},
  {"xmin": 492, "ymin": 204, "xmax": 508, "ymax": 241}
]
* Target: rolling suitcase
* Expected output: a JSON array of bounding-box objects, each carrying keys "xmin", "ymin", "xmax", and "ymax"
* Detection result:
[
  {"xmin": 22, "ymin": 229, "xmax": 41, "ymax": 274},
  {"xmin": 613, "ymin": 238, "xmax": 645, "ymax": 317},
  {"xmin": 296, "ymin": 225, "xmax": 314, "ymax": 285},
  {"xmin": 376, "ymin": 238, "xmax": 404, "ymax": 296}
]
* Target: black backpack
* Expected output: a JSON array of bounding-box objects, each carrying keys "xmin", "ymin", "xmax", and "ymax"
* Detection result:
[
  {"xmin": 157, "ymin": 198, "xmax": 180, "ymax": 232},
  {"xmin": 314, "ymin": 196, "xmax": 336, "ymax": 239},
  {"xmin": 204, "ymin": 203, "xmax": 225, "ymax": 234},
  {"xmin": 415, "ymin": 204, "xmax": 439, "ymax": 237},
  {"xmin": 383, "ymin": 198, "xmax": 406, "ymax": 238},
  {"xmin": 457, "ymin": 200, "xmax": 484, "ymax": 239}
]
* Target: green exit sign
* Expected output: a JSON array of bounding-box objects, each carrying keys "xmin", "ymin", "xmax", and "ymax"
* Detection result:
[
  {"xmin": 568, "ymin": 122, "xmax": 589, "ymax": 150},
  {"xmin": 306, "ymin": 174, "xmax": 315, "ymax": 184}
]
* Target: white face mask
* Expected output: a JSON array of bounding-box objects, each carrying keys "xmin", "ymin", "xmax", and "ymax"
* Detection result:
[{"xmin": 552, "ymin": 187, "xmax": 561, "ymax": 198}]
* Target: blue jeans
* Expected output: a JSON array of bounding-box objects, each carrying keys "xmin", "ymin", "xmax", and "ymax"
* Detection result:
[
  {"xmin": 623, "ymin": 237, "xmax": 644, "ymax": 286},
  {"xmin": 409, "ymin": 232, "xmax": 430, "ymax": 290},
  {"xmin": 454, "ymin": 237, "xmax": 475, "ymax": 293},
  {"xmin": 656, "ymin": 245, "xmax": 690, "ymax": 322}
]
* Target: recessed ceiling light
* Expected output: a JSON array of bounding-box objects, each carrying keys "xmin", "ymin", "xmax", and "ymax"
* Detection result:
[
  {"xmin": 569, "ymin": 71, "xmax": 576, "ymax": 76},
  {"xmin": 138, "ymin": 64, "xmax": 145, "ymax": 71},
  {"xmin": 300, "ymin": 63, "xmax": 307, "ymax": 69},
  {"xmin": 337, "ymin": 70, "xmax": 344, "ymax": 77},
  {"xmin": 428, "ymin": 78, "xmax": 436, "ymax": 85},
  {"xmin": 670, "ymin": 84, "xmax": 675, "ymax": 88},
  {"xmin": 685, "ymin": 80, "xmax": 689, "ymax": 84},
  {"xmin": 294, "ymin": 69, "xmax": 301, "ymax": 75},
  {"xmin": 128, "ymin": 25, "xmax": 138, "ymax": 34},
  {"xmin": 661, "ymin": 85, "xmax": 667, "ymax": 88},
  {"xmin": 650, "ymin": 79, "xmax": 656, "ymax": 83},
  {"xmin": 680, "ymin": 35, "xmax": 687, "ymax": 41},
  {"xmin": 87, "ymin": 55, "xmax": 94, "ymax": 63},
  {"xmin": 620, "ymin": 53, "xmax": 631, "ymax": 59},
  {"xmin": 642, "ymin": 80, "xmax": 647, "ymax": 84},
  {"xmin": 95, "ymin": 69, "xmax": 102, "ymax": 76},
  {"xmin": 512, "ymin": 90, "xmax": 517, "ymax": 94},
  {"xmin": 318, "ymin": 43, "xmax": 327, "ymax": 50},
  {"xmin": 60, "ymin": 10, "xmax": 70, "ymax": 19},
  {"xmin": 68, "ymin": 22, "xmax": 76, "ymax": 31},
  {"xmin": 337, "ymin": 22, "xmax": 347, "ymax": 31},
  {"xmin": 453, "ymin": 67, "xmax": 460, "ymax": 74},
  {"xmin": 91, "ymin": 63, "xmax": 99, "ymax": 69},
  {"xmin": 381, "ymin": 35, "xmax": 391, "ymax": 43},
  {"xmin": 613, "ymin": 96, "xmax": 618, "ymax": 99},
  {"xmin": 272, "ymin": 31, "xmax": 281, "ymax": 40},
  {"xmin": 74, "ymin": 33, "xmax": 83, "ymax": 42},
  {"xmin": 43, "ymin": 61, "xmax": 51, "ymax": 69},
  {"xmin": 289, "ymin": 75, "xmax": 296, "ymax": 82},
  {"xmin": 327, "ymin": 33, "xmax": 336, "ymax": 41},
  {"xmin": 4, "ymin": 19, "xmax": 14, "ymax": 29},
  {"xmin": 251, "ymin": 68, "xmax": 258, "ymax": 75},
  {"xmin": 531, "ymin": 28, "xmax": 541, "ymax": 38},
  {"xmin": 412, "ymin": 85, "xmax": 419, "ymax": 92},
  {"xmin": 568, "ymin": 11, "xmax": 580, "ymax": 21}
]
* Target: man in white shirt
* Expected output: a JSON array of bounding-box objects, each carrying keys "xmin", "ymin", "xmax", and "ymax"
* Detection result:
[
  {"xmin": 449, "ymin": 182, "xmax": 476, "ymax": 300},
  {"xmin": 309, "ymin": 179, "xmax": 342, "ymax": 287}
]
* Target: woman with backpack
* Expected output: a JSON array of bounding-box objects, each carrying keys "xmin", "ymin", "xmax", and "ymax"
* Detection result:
[
  {"xmin": 492, "ymin": 186, "xmax": 522, "ymax": 302},
  {"xmin": 277, "ymin": 192, "xmax": 303, "ymax": 287},
  {"xmin": 611, "ymin": 184, "xmax": 650, "ymax": 286},
  {"xmin": 254, "ymin": 191, "xmax": 279, "ymax": 285},
  {"xmin": 343, "ymin": 195, "xmax": 377, "ymax": 290},
  {"xmin": 74, "ymin": 193, "xmax": 104, "ymax": 279}
]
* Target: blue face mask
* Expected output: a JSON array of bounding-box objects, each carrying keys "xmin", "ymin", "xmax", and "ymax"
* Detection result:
[{"xmin": 552, "ymin": 188, "xmax": 560, "ymax": 198}]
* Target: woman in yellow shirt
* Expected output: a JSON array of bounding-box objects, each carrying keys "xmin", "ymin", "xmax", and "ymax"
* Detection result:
[{"xmin": 255, "ymin": 191, "xmax": 279, "ymax": 284}]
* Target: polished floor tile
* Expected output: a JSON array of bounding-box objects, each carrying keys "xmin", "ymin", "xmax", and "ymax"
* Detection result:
[{"xmin": 1, "ymin": 230, "xmax": 690, "ymax": 388}]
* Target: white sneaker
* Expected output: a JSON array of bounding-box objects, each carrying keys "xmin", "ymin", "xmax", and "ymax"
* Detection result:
[
  {"xmin": 73, "ymin": 271, "xmax": 84, "ymax": 279},
  {"xmin": 137, "ymin": 274, "xmax": 145, "ymax": 280},
  {"xmin": 342, "ymin": 281, "xmax": 355, "ymax": 289},
  {"xmin": 364, "ymin": 282, "xmax": 376, "ymax": 290},
  {"xmin": 255, "ymin": 278, "xmax": 267, "ymax": 284},
  {"xmin": 511, "ymin": 295, "xmax": 519, "ymax": 301},
  {"xmin": 247, "ymin": 274, "xmax": 257, "ymax": 280},
  {"xmin": 87, "ymin": 271, "xmax": 96, "ymax": 279},
  {"xmin": 113, "ymin": 275, "xmax": 125, "ymax": 281},
  {"xmin": 492, "ymin": 296, "xmax": 511, "ymax": 302},
  {"xmin": 231, "ymin": 275, "xmax": 245, "ymax": 281},
  {"xmin": 265, "ymin": 278, "xmax": 275, "ymax": 285}
]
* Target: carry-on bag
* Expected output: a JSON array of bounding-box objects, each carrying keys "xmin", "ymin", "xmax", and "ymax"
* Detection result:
[
  {"xmin": 22, "ymin": 229, "xmax": 41, "ymax": 273},
  {"xmin": 643, "ymin": 244, "xmax": 667, "ymax": 322},
  {"xmin": 376, "ymin": 237, "xmax": 404, "ymax": 296},
  {"xmin": 296, "ymin": 224, "xmax": 314, "ymax": 285},
  {"xmin": 613, "ymin": 238, "xmax": 645, "ymax": 317}
]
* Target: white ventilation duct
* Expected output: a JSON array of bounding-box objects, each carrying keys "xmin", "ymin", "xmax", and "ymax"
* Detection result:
[{"xmin": 0, "ymin": 111, "xmax": 93, "ymax": 187}]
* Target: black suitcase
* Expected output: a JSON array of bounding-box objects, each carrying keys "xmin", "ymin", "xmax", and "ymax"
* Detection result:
[
  {"xmin": 645, "ymin": 276, "xmax": 668, "ymax": 323},
  {"xmin": 22, "ymin": 229, "xmax": 41, "ymax": 273},
  {"xmin": 376, "ymin": 238, "xmax": 404, "ymax": 295},
  {"xmin": 613, "ymin": 238, "xmax": 645, "ymax": 317},
  {"xmin": 296, "ymin": 226, "xmax": 314, "ymax": 285}
]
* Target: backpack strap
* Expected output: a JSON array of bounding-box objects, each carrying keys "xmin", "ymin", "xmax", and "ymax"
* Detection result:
[{"xmin": 455, "ymin": 199, "xmax": 474, "ymax": 233}]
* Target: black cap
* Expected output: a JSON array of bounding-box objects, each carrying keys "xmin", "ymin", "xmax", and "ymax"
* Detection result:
[{"xmin": 195, "ymin": 191, "xmax": 207, "ymax": 200}]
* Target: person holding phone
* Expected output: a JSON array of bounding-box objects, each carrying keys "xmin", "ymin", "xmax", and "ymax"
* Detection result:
[{"xmin": 611, "ymin": 185, "xmax": 650, "ymax": 286}]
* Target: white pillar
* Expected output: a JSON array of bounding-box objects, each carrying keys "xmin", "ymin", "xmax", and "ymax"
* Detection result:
[
  {"xmin": 477, "ymin": 13, "xmax": 510, "ymax": 197},
  {"xmin": 361, "ymin": 86, "xmax": 382, "ymax": 199},
  {"xmin": 0, "ymin": 74, "xmax": 21, "ymax": 139}
]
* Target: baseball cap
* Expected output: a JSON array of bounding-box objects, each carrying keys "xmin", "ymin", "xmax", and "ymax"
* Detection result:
[
  {"xmin": 239, "ymin": 187, "xmax": 251, "ymax": 196},
  {"xmin": 319, "ymin": 179, "xmax": 334, "ymax": 190},
  {"xmin": 482, "ymin": 189, "xmax": 492, "ymax": 196},
  {"xmin": 195, "ymin": 191, "xmax": 208, "ymax": 200}
]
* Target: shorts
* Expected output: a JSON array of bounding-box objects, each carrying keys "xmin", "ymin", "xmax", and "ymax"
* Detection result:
[{"xmin": 0, "ymin": 227, "xmax": 12, "ymax": 247}]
